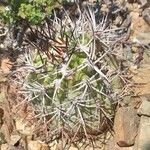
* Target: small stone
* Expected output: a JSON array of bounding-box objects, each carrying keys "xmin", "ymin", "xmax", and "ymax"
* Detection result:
[
  {"xmin": 105, "ymin": 136, "xmax": 134, "ymax": 150},
  {"xmin": 138, "ymin": 0, "xmax": 149, "ymax": 8},
  {"xmin": 1, "ymin": 143, "xmax": 9, "ymax": 150},
  {"xmin": 0, "ymin": 90, "xmax": 6, "ymax": 103},
  {"xmin": 1, "ymin": 144, "xmax": 24, "ymax": 150},
  {"xmin": 1, "ymin": 123, "xmax": 13, "ymax": 143},
  {"xmin": 9, "ymin": 145, "xmax": 25, "ymax": 150},
  {"xmin": 142, "ymin": 8, "xmax": 150, "ymax": 26},
  {"xmin": 0, "ymin": 131, "xmax": 6, "ymax": 145},
  {"xmin": 101, "ymin": 4, "xmax": 109, "ymax": 12},
  {"xmin": 88, "ymin": 0, "xmax": 96, "ymax": 3},
  {"xmin": 10, "ymin": 134, "xmax": 21, "ymax": 146},
  {"xmin": 130, "ymin": 65, "xmax": 138, "ymax": 70},
  {"xmin": 114, "ymin": 107, "xmax": 140, "ymax": 147},
  {"xmin": 28, "ymin": 140, "xmax": 49, "ymax": 150},
  {"xmin": 0, "ymin": 58, "xmax": 12, "ymax": 74},
  {"xmin": 134, "ymin": 116, "xmax": 150, "ymax": 150},
  {"xmin": 0, "ymin": 44, "xmax": 4, "ymax": 48},
  {"xmin": 137, "ymin": 99, "xmax": 150, "ymax": 116},
  {"xmin": 15, "ymin": 118, "xmax": 34, "ymax": 136},
  {"xmin": 134, "ymin": 32, "xmax": 150, "ymax": 45},
  {"xmin": 130, "ymin": 11, "xmax": 150, "ymax": 37}
]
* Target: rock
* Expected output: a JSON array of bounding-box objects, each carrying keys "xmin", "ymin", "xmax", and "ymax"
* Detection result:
[
  {"xmin": 15, "ymin": 118, "xmax": 34, "ymax": 136},
  {"xmin": 130, "ymin": 12, "xmax": 150, "ymax": 38},
  {"xmin": 88, "ymin": 0, "xmax": 97, "ymax": 3},
  {"xmin": 0, "ymin": 58, "xmax": 12, "ymax": 74},
  {"xmin": 137, "ymin": 98, "xmax": 150, "ymax": 116},
  {"xmin": 138, "ymin": 0, "xmax": 150, "ymax": 8},
  {"xmin": 0, "ymin": 89, "xmax": 6, "ymax": 103},
  {"xmin": 105, "ymin": 136, "xmax": 134, "ymax": 150},
  {"xmin": 1, "ymin": 144, "xmax": 24, "ymax": 150},
  {"xmin": 134, "ymin": 116, "xmax": 150, "ymax": 150},
  {"xmin": 10, "ymin": 134, "xmax": 21, "ymax": 146},
  {"xmin": 1, "ymin": 143, "xmax": 9, "ymax": 150},
  {"xmin": 127, "ymin": 3, "xmax": 139, "ymax": 12},
  {"xmin": 1, "ymin": 123, "xmax": 12, "ymax": 143},
  {"xmin": 114, "ymin": 107, "xmax": 140, "ymax": 147},
  {"xmin": 9, "ymin": 145, "xmax": 25, "ymax": 150},
  {"xmin": 133, "ymin": 32, "xmax": 150, "ymax": 45},
  {"xmin": 28, "ymin": 140, "xmax": 49, "ymax": 150},
  {"xmin": 68, "ymin": 147, "xmax": 78, "ymax": 150},
  {"xmin": 142, "ymin": 8, "xmax": 150, "ymax": 26},
  {"xmin": 0, "ymin": 131, "xmax": 6, "ymax": 144},
  {"xmin": 132, "ymin": 64, "xmax": 150, "ymax": 95},
  {"xmin": 50, "ymin": 143, "xmax": 61, "ymax": 150}
]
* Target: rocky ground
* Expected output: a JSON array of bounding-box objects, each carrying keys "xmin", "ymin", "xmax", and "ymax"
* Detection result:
[{"xmin": 104, "ymin": 1, "xmax": 150, "ymax": 149}]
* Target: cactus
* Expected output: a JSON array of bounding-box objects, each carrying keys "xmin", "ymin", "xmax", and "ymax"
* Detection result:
[{"xmin": 17, "ymin": 4, "xmax": 130, "ymax": 141}]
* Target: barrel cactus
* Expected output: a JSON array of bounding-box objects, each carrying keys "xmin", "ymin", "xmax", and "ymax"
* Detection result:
[{"xmin": 17, "ymin": 3, "xmax": 130, "ymax": 141}]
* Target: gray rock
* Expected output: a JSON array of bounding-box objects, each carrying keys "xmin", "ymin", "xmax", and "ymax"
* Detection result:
[
  {"xmin": 114, "ymin": 107, "xmax": 140, "ymax": 147},
  {"xmin": 142, "ymin": 8, "xmax": 150, "ymax": 26},
  {"xmin": 139, "ymin": 0, "xmax": 150, "ymax": 8},
  {"xmin": 137, "ymin": 99, "xmax": 150, "ymax": 117},
  {"xmin": 134, "ymin": 116, "xmax": 150, "ymax": 150}
]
